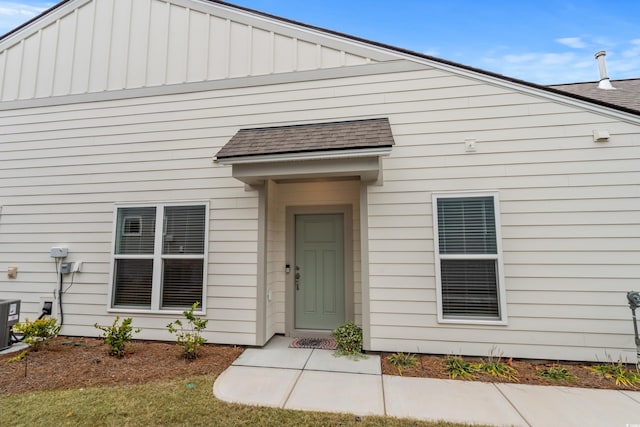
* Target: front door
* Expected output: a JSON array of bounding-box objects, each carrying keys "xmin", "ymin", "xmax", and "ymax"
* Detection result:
[{"xmin": 295, "ymin": 214, "xmax": 345, "ymax": 330}]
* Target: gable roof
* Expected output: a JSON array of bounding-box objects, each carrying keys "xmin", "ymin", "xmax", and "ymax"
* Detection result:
[
  {"xmin": 1, "ymin": 0, "xmax": 638, "ymax": 118},
  {"xmin": 216, "ymin": 118, "xmax": 395, "ymax": 161},
  {"xmin": 549, "ymin": 79, "xmax": 640, "ymax": 113}
]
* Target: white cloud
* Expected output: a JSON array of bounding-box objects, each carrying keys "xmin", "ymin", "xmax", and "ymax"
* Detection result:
[
  {"xmin": 0, "ymin": 1, "xmax": 51, "ymax": 34},
  {"xmin": 556, "ymin": 37, "xmax": 587, "ymax": 49}
]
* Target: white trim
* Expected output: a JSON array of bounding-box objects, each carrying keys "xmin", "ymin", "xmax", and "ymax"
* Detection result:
[
  {"xmin": 215, "ymin": 146, "xmax": 393, "ymax": 165},
  {"xmin": 431, "ymin": 191, "xmax": 508, "ymax": 325},
  {"xmin": 0, "ymin": 60, "xmax": 422, "ymax": 111},
  {"xmin": 107, "ymin": 200, "xmax": 210, "ymax": 313}
]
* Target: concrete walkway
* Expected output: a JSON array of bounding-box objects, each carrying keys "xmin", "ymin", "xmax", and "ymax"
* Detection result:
[{"xmin": 214, "ymin": 336, "xmax": 640, "ymax": 426}]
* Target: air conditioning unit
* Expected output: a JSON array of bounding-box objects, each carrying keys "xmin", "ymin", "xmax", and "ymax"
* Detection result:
[{"xmin": 0, "ymin": 299, "xmax": 20, "ymax": 351}]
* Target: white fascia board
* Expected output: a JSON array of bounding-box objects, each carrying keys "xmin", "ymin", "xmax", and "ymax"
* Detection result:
[{"xmin": 214, "ymin": 146, "xmax": 393, "ymax": 165}]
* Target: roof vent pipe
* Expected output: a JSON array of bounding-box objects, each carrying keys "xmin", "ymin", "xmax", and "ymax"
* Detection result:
[{"xmin": 595, "ymin": 51, "xmax": 615, "ymax": 90}]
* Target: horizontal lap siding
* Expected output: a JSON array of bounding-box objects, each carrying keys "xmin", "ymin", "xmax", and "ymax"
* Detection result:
[
  {"xmin": 0, "ymin": 64, "xmax": 638, "ymax": 359},
  {"xmin": 1, "ymin": 67, "xmax": 449, "ymax": 343},
  {"xmin": 366, "ymin": 73, "xmax": 639, "ymax": 361}
]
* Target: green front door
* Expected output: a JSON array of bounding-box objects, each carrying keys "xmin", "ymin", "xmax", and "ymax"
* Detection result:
[{"xmin": 295, "ymin": 214, "xmax": 345, "ymax": 330}]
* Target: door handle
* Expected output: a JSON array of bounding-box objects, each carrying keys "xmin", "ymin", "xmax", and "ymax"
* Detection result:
[{"xmin": 295, "ymin": 267, "xmax": 300, "ymax": 290}]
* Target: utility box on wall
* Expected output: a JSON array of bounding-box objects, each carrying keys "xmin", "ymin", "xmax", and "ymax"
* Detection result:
[{"xmin": 0, "ymin": 299, "xmax": 20, "ymax": 350}]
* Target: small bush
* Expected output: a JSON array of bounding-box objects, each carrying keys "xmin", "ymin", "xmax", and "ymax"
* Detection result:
[
  {"xmin": 94, "ymin": 317, "xmax": 140, "ymax": 357},
  {"xmin": 444, "ymin": 355, "xmax": 477, "ymax": 379},
  {"xmin": 476, "ymin": 346, "xmax": 518, "ymax": 382},
  {"xmin": 167, "ymin": 302, "xmax": 208, "ymax": 359},
  {"xmin": 12, "ymin": 317, "xmax": 61, "ymax": 351},
  {"xmin": 331, "ymin": 322, "xmax": 363, "ymax": 357},
  {"xmin": 590, "ymin": 359, "xmax": 640, "ymax": 387},
  {"xmin": 536, "ymin": 365, "xmax": 576, "ymax": 382},
  {"xmin": 387, "ymin": 352, "xmax": 418, "ymax": 376}
]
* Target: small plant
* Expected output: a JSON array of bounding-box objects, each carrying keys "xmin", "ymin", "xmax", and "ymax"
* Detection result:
[
  {"xmin": 445, "ymin": 355, "xmax": 477, "ymax": 379},
  {"xmin": 589, "ymin": 359, "xmax": 640, "ymax": 387},
  {"xmin": 476, "ymin": 346, "xmax": 518, "ymax": 382},
  {"xmin": 536, "ymin": 365, "xmax": 576, "ymax": 382},
  {"xmin": 167, "ymin": 302, "xmax": 208, "ymax": 359},
  {"xmin": 387, "ymin": 352, "xmax": 418, "ymax": 376},
  {"xmin": 477, "ymin": 360, "xmax": 519, "ymax": 382},
  {"xmin": 331, "ymin": 321, "xmax": 363, "ymax": 357},
  {"xmin": 7, "ymin": 349, "xmax": 28, "ymax": 364},
  {"xmin": 12, "ymin": 317, "xmax": 61, "ymax": 350},
  {"xmin": 94, "ymin": 317, "xmax": 140, "ymax": 357}
]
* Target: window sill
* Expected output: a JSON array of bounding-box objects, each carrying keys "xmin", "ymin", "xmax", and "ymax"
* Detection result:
[
  {"xmin": 437, "ymin": 317, "xmax": 508, "ymax": 326},
  {"xmin": 108, "ymin": 308, "xmax": 206, "ymax": 316}
]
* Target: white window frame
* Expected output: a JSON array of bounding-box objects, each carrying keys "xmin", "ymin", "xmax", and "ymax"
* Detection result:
[
  {"xmin": 107, "ymin": 201, "xmax": 209, "ymax": 314},
  {"xmin": 432, "ymin": 191, "xmax": 507, "ymax": 325}
]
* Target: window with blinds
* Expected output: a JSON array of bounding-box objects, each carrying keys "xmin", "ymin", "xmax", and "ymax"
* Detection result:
[
  {"xmin": 433, "ymin": 194, "xmax": 505, "ymax": 322},
  {"xmin": 112, "ymin": 203, "xmax": 207, "ymax": 311}
]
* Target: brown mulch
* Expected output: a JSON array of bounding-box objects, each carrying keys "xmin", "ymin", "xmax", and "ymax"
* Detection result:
[
  {"xmin": 0, "ymin": 336, "xmax": 243, "ymax": 396},
  {"xmin": 2, "ymin": 336, "xmax": 636, "ymax": 396},
  {"xmin": 380, "ymin": 353, "xmax": 638, "ymax": 390}
]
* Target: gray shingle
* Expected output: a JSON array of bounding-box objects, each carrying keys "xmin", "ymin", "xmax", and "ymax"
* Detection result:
[
  {"xmin": 549, "ymin": 79, "xmax": 640, "ymax": 113},
  {"xmin": 216, "ymin": 118, "xmax": 395, "ymax": 159}
]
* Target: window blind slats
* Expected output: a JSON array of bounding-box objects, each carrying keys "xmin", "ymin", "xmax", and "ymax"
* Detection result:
[
  {"xmin": 441, "ymin": 259, "xmax": 499, "ymax": 318},
  {"xmin": 113, "ymin": 259, "xmax": 153, "ymax": 307},
  {"xmin": 438, "ymin": 197, "xmax": 496, "ymax": 255},
  {"xmin": 161, "ymin": 259, "xmax": 204, "ymax": 308},
  {"xmin": 436, "ymin": 195, "xmax": 501, "ymax": 320},
  {"xmin": 163, "ymin": 206, "xmax": 206, "ymax": 255},
  {"xmin": 115, "ymin": 207, "xmax": 157, "ymax": 254}
]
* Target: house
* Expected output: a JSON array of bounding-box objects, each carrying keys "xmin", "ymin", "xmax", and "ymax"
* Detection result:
[{"xmin": 0, "ymin": 0, "xmax": 639, "ymax": 362}]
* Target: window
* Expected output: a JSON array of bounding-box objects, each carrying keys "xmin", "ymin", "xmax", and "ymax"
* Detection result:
[
  {"xmin": 432, "ymin": 193, "xmax": 506, "ymax": 323},
  {"xmin": 111, "ymin": 203, "xmax": 207, "ymax": 311}
]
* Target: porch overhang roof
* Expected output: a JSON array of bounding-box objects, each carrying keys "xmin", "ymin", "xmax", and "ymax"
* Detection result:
[{"xmin": 214, "ymin": 118, "xmax": 394, "ymax": 185}]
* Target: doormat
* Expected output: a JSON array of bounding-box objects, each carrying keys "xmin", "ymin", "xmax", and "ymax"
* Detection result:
[{"xmin": 289, "ymin": 337, "xmax": 337, "ymax": 350}]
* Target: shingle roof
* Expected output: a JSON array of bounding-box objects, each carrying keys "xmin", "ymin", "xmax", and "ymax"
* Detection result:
[
  {"xmin": 216, "ymin": 118, "xmax": 395, "ymax": 160},
  {"xmin": 549, "ymin": 79, "xmax": 640, "ymax": 113}
]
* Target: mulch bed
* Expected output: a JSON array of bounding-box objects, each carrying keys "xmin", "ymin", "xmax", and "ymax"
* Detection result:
[
  {"xmin": 380, "ymin": 353, "xmax": 638, "ymax": 390},
  {"xmin": 2, "ymin": 336, "xmax": 636, "ymax": 396},
  {"xmin": 0, "ymin": 337, "xmax": 244, "ymax": 396}
]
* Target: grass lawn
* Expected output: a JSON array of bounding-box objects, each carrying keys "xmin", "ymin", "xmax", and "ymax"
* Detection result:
[{"xmin": 0, "ymin": 374, "xmax": 482, "ymax": 427}]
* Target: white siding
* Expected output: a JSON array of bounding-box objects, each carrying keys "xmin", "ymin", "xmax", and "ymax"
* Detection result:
[
  {"xmin": 0, "ymin": 55, "xmax": 638, "ymax": 360},
  {"xmin": 0, "ymin": 0, "xmax": 386, "ymax": 102}
]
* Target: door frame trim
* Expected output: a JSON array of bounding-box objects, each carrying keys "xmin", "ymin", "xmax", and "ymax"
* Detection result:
[{"xmin": 285, "ymin": 205, "xmax": 353, "ymax": 337}]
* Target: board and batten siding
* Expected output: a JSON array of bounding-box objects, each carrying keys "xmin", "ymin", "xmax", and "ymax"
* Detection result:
[
  {"xmin": 0, "ymin": 62, "xmax": 639, "ymax": 359},
  {"xmin": 0, "ymin": 0, "xmax": 383, "ymax": 102}
]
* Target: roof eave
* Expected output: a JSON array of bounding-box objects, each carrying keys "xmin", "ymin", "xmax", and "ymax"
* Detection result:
[{"xmin": 214, "ymin": 146, "xmax": 393, "ymax": 165}]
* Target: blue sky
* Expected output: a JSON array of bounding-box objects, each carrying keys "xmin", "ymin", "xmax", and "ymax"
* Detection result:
[{"xmin": 1, "ymin": 0, "xmax": 639, "ymax": 84}]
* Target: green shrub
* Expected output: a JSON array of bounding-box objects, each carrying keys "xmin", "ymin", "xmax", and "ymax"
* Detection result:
[
  {"xmin": 94, "ymin": 317, "xmax": 140, "ymax": 357},
  {"xmin": 387, "ymin": 352, "xmax": 418, "ymax": 376},
  {"xmin": 331, "ymin": 321, "xmax": 363, "ymax": 357},
  {"xmin": 536, "ymin": 365, "xmax": 576, "ymax": 382},
  {"xmin": 476, "ymin": 346, "xmax": 518, "ymax": 382},
  {"xmin": 477, "ymin": 360, "xmax": 519, "ymax": 381},
  {"xmin": 167, "ymin": 302, "xmax": 208, "ymax": 359},
  {"xmin": 12, "ymin": 317, "xmax": 61, "ymax": 350},
  {"xmin": 444, "ymin": 355, "xmax": 477, "ymax": 379},
  {"xmin": 590, "ymin": 359, "xmax": 640, "ymax": 387}
]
